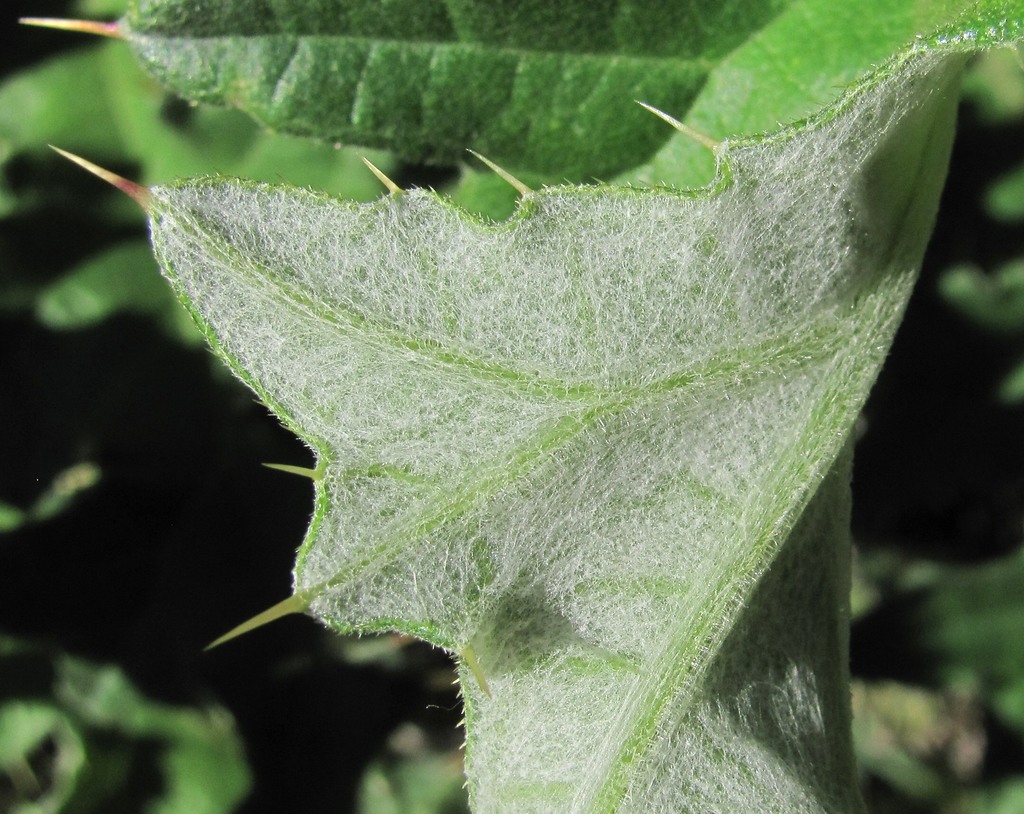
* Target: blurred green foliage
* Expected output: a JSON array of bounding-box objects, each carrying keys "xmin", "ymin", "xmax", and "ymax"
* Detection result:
[
  {"xmin": 1, "ymin": 1, "xmax": 1022, "ymax": 813},
  {"xmin": 0, "ymin": 636, "xmax": 250, "ymax": 814},
  {"xmin": 849, "ymin": 45, "xmax": 1024, "ymax": 799},
  {"xmin": 939, "ymin": 50, "xmax": 1024, "ymax": 406}
]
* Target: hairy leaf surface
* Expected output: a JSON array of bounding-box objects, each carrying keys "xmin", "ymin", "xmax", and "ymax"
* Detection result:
[{"xmin": 139, "ymin": 6, "xmax": 1023, "ymax": 813}]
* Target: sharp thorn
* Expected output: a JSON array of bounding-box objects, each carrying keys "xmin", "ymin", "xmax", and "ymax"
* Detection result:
[
  {"xmin": 19, "ymin": 17, "xmax": 122, "ymax": 39},
  {"xmin": 49, "ymin": 146, "xmax": 150, "ymax": 209},
  {"xmin": 361, "ymin": 157, "xmax": 402, "ymax": 194},
  {"xmin": 636, "ymin": 101, "xmax": 720, "ymax": 152},
  {"xmin": 262, "ymin": 462, "xmax": 323, "ymax": 481},
  {"xmin": 460, "ymin": 644, "xmax": 492, "ymax": 698},
  {"xmin": 204, "ymin": 593, "xmax": 309, "ymax": 651},
  {"xmin": 466, "ymin": 150, "xmax": 532, "ymax": 196}
]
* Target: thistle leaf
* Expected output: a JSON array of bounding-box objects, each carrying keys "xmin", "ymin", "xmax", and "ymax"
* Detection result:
[{"xmin": 139, "ymin": 7, "xmax": 1023, "ymax": 813}]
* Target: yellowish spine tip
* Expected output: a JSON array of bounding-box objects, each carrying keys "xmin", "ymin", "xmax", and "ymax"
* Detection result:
[
  {"xmin": 204, "ymin": 593, "xmax": 309, "ymax": 651},
  {"xmin": 460, "ymin": 644, "xmax": 492, "ymax": 698},
  {"xmin": 361, "ymin": 157, "xmax": 402, "ymax": 194},
  {"xmin": 262, "ymin": 462, "xmax": 324, "ymax": 481},
  {"xmin": 19, "ymin": 17, "xmax": 122, "ymax": 39},
  {"xmin": 466, "ymin": 150, "xmax": 532, "ymax": 196},
  {"xmin": 636, "ymin": 101, "xmax": 720, "ymax": 152},
  {"xmin": 50, "ymin": 146, "xmax": 150, "ymax": 209}
]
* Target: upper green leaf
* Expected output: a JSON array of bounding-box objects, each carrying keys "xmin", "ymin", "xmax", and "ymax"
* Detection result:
[
  {"xmin": 124, "ymin": 0, "xmax": 792, "ymax": 178},
  {"xmin": 121, "ymin": 0, "xmax": 971, "ymax": 181}
]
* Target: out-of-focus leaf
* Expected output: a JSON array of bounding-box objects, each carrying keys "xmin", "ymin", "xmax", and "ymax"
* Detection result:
[
  {"xmin": 358, "ymin": 745, "xmax": 468, "ymax": 814},
  {"xmin": 852, "ymin": 681, "xmax": 985, "ymax": 806},
  {"xmin": 975, "ymin": 779, "xmax": 1024, "ymax": 814},
  {"xmin": 0, "ymin": 704, "xmax": 84, "ymax": 814},
  {"xmin": 959, "ymin": 48, "xmax": 1024, "ymax": 221},
  {"xmin": 861, "ymin": 553, "xmax": 1024, "ymax": 733},
  {"xmin": 0, "ymin": 41, "xmax": 394, "ymax": 215},
  {"xmin": 25, "ymin": 462, "xmax": 102, "ymax": 525},
  {"xmin": 0, "ymin": 47, "xmax": 125, "ymax": 168},
  {"xmin": 0, "ymin": 636, "xmax": 251, "ymax": 814},
  {"xmin": 996, "ymin": 358, "xmax": 1024, "ymax": 401},
  {"xmin": 938, "ymin": 260, "xmax": 1024, "ymax": 402},
  {"xmin": 939, "ymin": 260, "xmax": 1024, "ymax": 334},
  {"xmin": 960, "ymin": 45, "xmax": 1024, "ymax": 123},
  {"xmin": 985, "ymin": 161, "xmax": 1024, "ymax": 221},
  {"xmin": 0, "ymin": 501, "xmax": 27, "ymax": 533},
  {"xmin": 74, "ymin": 0, "xmax": 128, "ymax": 16},
  {"xmin": 35, "ymin": 241, "xmax": 201, "ymax": 344},
  {"xmin": 0, "ymin": 462, "xmax": 102, "ymax": 536}
]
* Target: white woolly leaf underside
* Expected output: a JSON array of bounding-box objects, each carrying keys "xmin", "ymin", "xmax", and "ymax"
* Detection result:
[{"xmin": 149, "ymin": 47, "xmax": 963, "ymax": 814}]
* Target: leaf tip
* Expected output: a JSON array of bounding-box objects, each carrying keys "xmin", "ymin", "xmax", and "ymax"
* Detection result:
[
  {"xmin": 466, "ymin": 150, "xmax": 532, "ymax": 196},
  {"xmin": 361, "ymin": 157, "xmax": 402, "ymax": 194},
  {"xmin": 204, "ymin": 593, "xmax": 309, "ymax": 651},
  {"xmin": 636, "ymin": 101, "xmax": 720, "ymax": 152},
  {"xmin": 19, "ymin": 17, "xmax": 122, "ymax": 39},
  {"xmin": 50, "ymin": 146, "xmax": 150, "ymax": 209}
]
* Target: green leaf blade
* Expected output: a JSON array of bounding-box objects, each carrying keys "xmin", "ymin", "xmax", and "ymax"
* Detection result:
[{"xmin": 122, "ymin": 0, "xmax": 798, "ymax": 178}]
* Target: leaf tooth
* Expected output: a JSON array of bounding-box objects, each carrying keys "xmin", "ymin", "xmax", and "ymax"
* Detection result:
[
  {"xmin": 635, "ymin": 100, "xmax": 720, "ymax": 152},
  {"xmin": 19, "ymin": 17, "xmax": 122, "ymax": 39},
  {"xmin": 49, "ymin": 146, "xmax": 150, "ymax": 209},
  {"xmin": 361, "ymin": 157, "xmax": 402, "ymax": 194},
  {"xmin": 204, "ymin": 594, "xmax": 309, "ymax": 650},
  {"xmin": 466, "ymin": 150, "xmax": 532, "ymax": 196}
]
